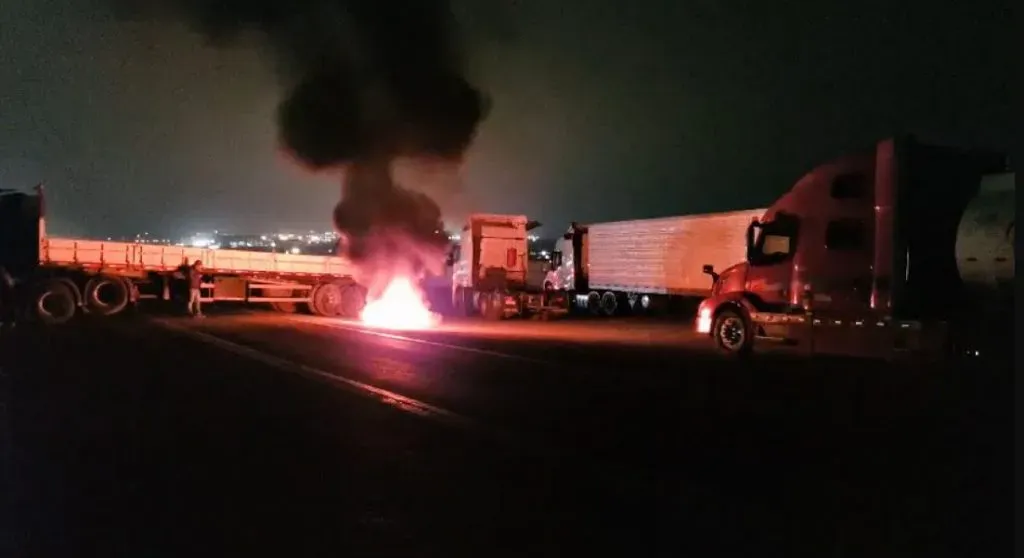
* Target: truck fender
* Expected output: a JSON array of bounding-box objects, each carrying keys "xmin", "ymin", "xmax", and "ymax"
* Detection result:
[
  {"xmin": 710, "ymin": 293, "xmax": 759, "ymax": 320},
  {"xmin": 698, "ymin": 293, "xmax": 758, "ymax": 337}
]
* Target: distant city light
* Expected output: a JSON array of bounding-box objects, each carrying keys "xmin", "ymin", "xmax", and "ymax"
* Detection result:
[{"xmin": 109, "ymin": 228, "xmax": 340, "ymax": 256}]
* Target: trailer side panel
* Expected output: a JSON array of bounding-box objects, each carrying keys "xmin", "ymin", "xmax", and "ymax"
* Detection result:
[{"xmin": 586, "ymin": 209, "xmax": 765, "ymax": 296}]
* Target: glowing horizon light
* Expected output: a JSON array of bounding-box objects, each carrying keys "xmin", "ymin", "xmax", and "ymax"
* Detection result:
[{"xmin": 360, "ymin": 277, "xmax": 440, "ymax": 331}]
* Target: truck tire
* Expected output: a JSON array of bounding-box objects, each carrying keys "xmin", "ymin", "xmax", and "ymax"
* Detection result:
[
  {"xmin": 339, "ymin": 284, "xmax": 367, "ymax": 318},
  {"xmin": 600, "ymin": 291, "xmax": 618, "ymax": 316},
  {"xmin": 480, "ymin": 291, "xmax": 504, "ymax": 321},
  {"xmin": 34, "ymin": 280, "xmax": 78, "ymax": 325},
  {"xmin": 311, "ymin": 282, "xmax": 344, "ymax": 317},
  {"xmin": 83, "ymin": 275, "xmax": 130, "ymax": 317},
  {"xmin": 586, "ymin": 291, "xmax": 601, "ymax": 316},
  {"xmin": 712, "ymin": 309, "xmax": 753, "ymax": 357}
]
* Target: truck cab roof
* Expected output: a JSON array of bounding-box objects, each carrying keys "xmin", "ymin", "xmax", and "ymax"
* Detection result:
[{"xmin": 462, "ymin": 214, "xmax": 542, "ymax": 232}]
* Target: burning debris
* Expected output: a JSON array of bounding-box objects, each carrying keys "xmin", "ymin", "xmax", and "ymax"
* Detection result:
[{"xmin": 131, "ymin": 0, "xmax": 488, "ymax": 326}]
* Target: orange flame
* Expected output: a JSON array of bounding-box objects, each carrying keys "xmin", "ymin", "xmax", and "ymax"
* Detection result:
[{"xmin": 360, "ymin": 276, "xmax": 440, "ymax": 330}]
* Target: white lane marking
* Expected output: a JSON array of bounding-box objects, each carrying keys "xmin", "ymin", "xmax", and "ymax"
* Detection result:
[
  {"xmin": 152, "ymin": 318, "xmax": 482, "ymax": 432},
  {"xmin": 280, "ymin": 314, "xmax": 555, "ymax": 366}
]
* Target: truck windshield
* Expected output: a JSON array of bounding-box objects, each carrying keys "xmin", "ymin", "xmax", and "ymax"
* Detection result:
[{"xmin": 758, "ymin": 232, "xmax": 792, "ymax": 257}]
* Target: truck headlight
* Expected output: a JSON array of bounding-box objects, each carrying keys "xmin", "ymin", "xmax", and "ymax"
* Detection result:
[{"xmin": 696, "ymin": 307, "xmax": 712, "ymax": 334}]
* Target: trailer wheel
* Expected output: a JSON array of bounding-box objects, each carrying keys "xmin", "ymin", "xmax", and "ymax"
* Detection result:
[
  {"xmin": 600, "ymin": 291, "xmax": 618, "ymax": 316},
  {"xmin": 339, "ymin": 284, "xmax": 367, "ymax": 319},
  {"xmin": 311, "ymin": 282, "xmax": 344, "ymax": 317},
  {"xmin": 712, "ymin": 309, "xmax": 753, "ymax": 357},
  {"xmin": 84, "ymin": 275, "xmax": 130, "ymax": 316},
  {"xmin": 586, "ymin": 291, "xmax": 601, "ymax": 315},
  {"xmin": 34, "ymin": 280, "xmax": 78, "ymax": 325}
]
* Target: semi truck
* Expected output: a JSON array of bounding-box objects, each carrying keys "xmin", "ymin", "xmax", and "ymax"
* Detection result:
[
  {"xmin": 448, "ymin": 213, "xmax": 569, "ymax": 320},
  {"xmin": 695, "ymin": 136, "xmax": 1014, "ymax": 361},
  {"xmin": 544, "ymin": 210, "xmax": 766, "ymax": 316},
  {"xmin": 0, "ymin": 186, "xmax": 369, "ymax": 324}
]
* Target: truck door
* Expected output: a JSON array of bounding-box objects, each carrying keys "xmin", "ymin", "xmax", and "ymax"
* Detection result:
[
  {"xmin": 745, "ymin": 219, "xmax": 798, "ymax": 310},
  {"xmin": 0, "ymin": 191, "xmax": 42, "ymax": 275}
]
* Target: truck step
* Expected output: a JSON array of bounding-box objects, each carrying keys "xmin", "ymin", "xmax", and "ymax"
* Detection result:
[{"xmin": 755, "ymin": 335, "xmax": 797, "ymax": 345}]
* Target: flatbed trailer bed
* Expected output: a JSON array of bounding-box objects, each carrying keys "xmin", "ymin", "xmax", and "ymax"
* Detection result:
[
  {"xmin": 41, "ymin": 237, "xmax": 353, "ymax": 277},
  {"xmin": 1, "ymin": 187, "xmax": 367, "ymax": 323}
]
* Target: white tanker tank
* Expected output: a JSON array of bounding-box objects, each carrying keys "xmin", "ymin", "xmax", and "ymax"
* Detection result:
[{"xmin": 954, "ymin": 172, "xmax": 1015, "ymax": 312}]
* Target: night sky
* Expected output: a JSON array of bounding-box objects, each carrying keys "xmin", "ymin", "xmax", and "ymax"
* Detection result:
[{"xmin": 0, "ymin": 0, "xmax": 1013, "ymax": 239}]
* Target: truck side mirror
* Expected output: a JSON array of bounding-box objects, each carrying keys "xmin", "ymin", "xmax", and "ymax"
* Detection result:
[
  {"xmin": 702, "ymin": 264, "xmax": 719, "ymax": 283},
  {"xmin": 745, "ymin": 221, "xmax": 758, "ymax": 263}
]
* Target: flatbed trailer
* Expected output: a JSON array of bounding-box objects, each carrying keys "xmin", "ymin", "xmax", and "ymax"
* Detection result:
[{"xmin": 0, "ymin": 186, "xmax": 367, "ymax": 323}]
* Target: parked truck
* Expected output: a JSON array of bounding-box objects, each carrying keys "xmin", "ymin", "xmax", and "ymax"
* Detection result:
[
  {"xmin": 695, "ymin": 136, "xmax": 1014, "ymax": 361},
  {"xmin": 448, "ymin": 213, "xmax": 569, "ymax": 320},
  {"xmin": 544, "ymin": 209, "xmax": 766, "ymax": 316},
  {"xmin": 0, "ymin": 186, "xmax": 368, "ymax": 324}
]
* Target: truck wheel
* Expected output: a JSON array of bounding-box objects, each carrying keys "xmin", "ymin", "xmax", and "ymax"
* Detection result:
[
  {"xmin": 712, "ymin": 309, "xmax": 753, "ymax": 357},
  {"xmin": 34, "ymin": 280, "xmax": 78, "ymax": 325},
  {"xmin": 84, "ymin": 275, "xmax": 130, "ymax": 316},
  {"xmin": 600, "ymin": 291, "xmax": 618, "ymax": 316},
  {"xmin": 586, "ymin": 291, "xmax": 601, "ymax": 315},
  {"xmin": 339, "ymin": 284, "xmax": 367, "ymax": 318},
  {"xmin": 480, "ymin": 291, "xmax": 504, "ymax": 321},
  {"xmin": 311, "ymin": 282, "xmax": 344, "ymax": 317}
]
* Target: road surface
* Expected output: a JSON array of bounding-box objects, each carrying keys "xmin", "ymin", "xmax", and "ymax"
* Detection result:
[{"xmin": 0, "ymin": 309, "xmax": 1012, "ymax": 557}]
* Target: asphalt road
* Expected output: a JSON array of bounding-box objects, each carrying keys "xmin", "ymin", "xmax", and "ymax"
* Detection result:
[{"xmin": 0, "ymin": 308, "xmax": 1012, "ymax": 557}]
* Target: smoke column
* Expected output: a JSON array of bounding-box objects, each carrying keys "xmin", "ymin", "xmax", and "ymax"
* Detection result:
[{"xmin": 139, "ymin": 0, "xmax": 487, "ymax": 293}]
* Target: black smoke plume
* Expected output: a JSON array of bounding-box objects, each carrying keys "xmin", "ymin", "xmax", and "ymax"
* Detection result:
[{"xmin": 137, "ymin": 0, "xmax": 487, "ymax": 289}]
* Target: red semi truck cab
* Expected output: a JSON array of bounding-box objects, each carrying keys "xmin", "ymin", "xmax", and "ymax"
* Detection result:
[{"xmin": 696, "ymin": 136, "xmax": 1014, "ymax": 361}]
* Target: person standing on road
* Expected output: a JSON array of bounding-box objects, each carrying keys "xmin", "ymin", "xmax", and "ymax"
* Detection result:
[
  {"xmin": 187, "ymin": 260, "xmax": 205, "ymax": 318},
  {"xmin": 0, "ymin": 266, "xmax": 17, "ymax": 329}
]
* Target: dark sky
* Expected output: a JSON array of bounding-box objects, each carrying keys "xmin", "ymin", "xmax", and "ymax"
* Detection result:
[{"xmin": 0, "ymin": 0, "xmax": 1013, "ymax": 238}]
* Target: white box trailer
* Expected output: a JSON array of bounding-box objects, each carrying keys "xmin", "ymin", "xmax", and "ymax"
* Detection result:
[{"xmin": 546, "ymin": 208, "xmax": 766, "ymax": 315}]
